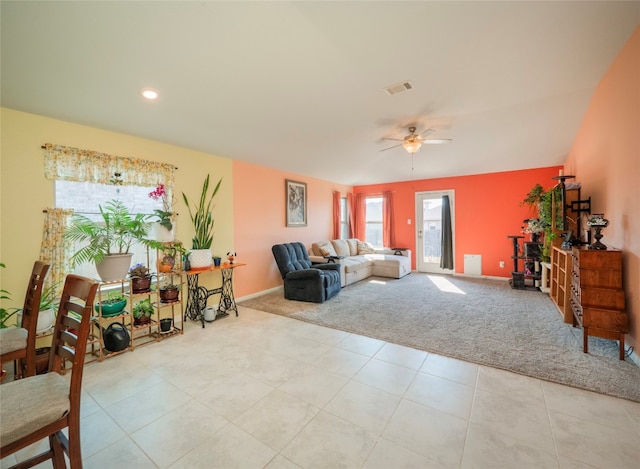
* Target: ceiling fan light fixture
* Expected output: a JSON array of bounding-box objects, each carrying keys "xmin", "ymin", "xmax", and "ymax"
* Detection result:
[{"xmin": 402, "ymin": 140, "xmax": 422, "ymax": 154}]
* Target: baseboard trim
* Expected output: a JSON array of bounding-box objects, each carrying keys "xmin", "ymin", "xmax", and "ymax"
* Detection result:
[{"xmin": 236, "ymin": 286, "xmax": 282, "ymax": 303}]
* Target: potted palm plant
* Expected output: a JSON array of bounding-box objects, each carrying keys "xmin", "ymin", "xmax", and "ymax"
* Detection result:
[
  {"xmin": 64, "ymin": 199, "xmax": 163, "ymax": 281},
  {"xmin": 182, "ymin": 175, "xmax": 222, "ymax": 269}
]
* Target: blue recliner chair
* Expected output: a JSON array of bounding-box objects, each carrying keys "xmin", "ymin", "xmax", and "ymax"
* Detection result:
[{"xmin": 272, "ymin": 242, "xmax": 341, "ymax": 303}]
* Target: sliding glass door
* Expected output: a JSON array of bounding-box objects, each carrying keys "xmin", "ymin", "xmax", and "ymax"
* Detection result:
[{"xmin": 415, "ymin": 190, "xmax": 455, "ymax": 274}]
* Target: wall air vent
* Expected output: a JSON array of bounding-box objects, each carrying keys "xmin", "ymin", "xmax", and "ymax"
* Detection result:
[{"xmin": 384, "ymin": 81, "xmax": 414, "ymax": 96}]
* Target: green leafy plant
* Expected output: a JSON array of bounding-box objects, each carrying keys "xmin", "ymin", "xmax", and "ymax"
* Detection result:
[
  {"xmin": 128, "ymin": 263, "xmax": 150, "ymax": 278},
  {"xmin": 132, "ymin": 298, "xmax": 155, "ymax": 319},
  {"xmin": 39, "ymin": 281, "xmax": 61, "ymax": 313},
  {"xmin": 0, "ymin": 262, "xmax": 19, "ymax": 328},
  {"xmin": 64, "ymin": 199, "xmax": 163, "ymax": 267},
  {"xmin": 182, "ymin": 175, "xmax": 222, "ymax": 249},
  {"xmin": 100, "ymin": 291, "xmax": 126, "ymax": 305},
  {"xmin": 521, "ymin": 184, "xmax": 563, "ymax": 261}
]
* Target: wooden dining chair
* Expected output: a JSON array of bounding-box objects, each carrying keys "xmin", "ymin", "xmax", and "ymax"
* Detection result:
[
  {"xmin": 0, "ymin": 274, "xmax": 98, "ymax": 469},
  {"xmin": 0, "ymin": 261, "xmax": 50, "ymax": 379}
]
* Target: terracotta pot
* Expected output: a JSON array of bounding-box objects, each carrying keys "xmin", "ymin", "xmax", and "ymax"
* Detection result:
[
  {"xmin": 35, "ymin": 347, "xmax": 51, "ymax": 375},
  {"xmin": 160, "ymin": 287, "xmax": 179, "ymax": 303},
  {"xmin": 134, "ymin": 315, "xmax": 152, "ymax": 326},
  {"xmin": 131, "ymin": 275, "xmax": 152, "ymax": 293}
]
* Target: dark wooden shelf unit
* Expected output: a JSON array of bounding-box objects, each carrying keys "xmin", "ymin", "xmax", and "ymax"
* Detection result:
[{"xmin": 570, "ymin": 247, "xmax": 628, "ymax": 360}]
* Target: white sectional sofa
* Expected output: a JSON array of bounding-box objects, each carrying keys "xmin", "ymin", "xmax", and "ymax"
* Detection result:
[{"xmin": 309, "ymin": 238, "xmax": 411, "ymax": 287}]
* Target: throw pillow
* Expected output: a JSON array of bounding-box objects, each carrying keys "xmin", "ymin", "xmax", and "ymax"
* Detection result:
[
  {"xmin": 357, "ymin": 241, "xmax": 376, "ymax": 254},
  {"xmin": 318, "ymin": 242, "xmax": 337, "ymax": 257}
]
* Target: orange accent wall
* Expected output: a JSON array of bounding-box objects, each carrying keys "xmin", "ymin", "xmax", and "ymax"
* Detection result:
[
  {"xmin": 232, "ymin": 160, "xmax": 351, "ymax": 297},
  {"xmin": 354, "ymin": 166, "xmax": 563, "ymax": 277},
  {"xmin": 564, "ymin": 26, "xmax": 640, "ymax": 350}
]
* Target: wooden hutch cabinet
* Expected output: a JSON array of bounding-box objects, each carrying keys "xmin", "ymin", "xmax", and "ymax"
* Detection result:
[{"xmin": 570, "ymin": 247, "xmax": 628, "ymax": 360}]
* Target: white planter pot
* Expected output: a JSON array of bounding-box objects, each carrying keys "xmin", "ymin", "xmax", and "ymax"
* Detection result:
[
  {"xmin": 18, "ymin": 308, "xmax": 56, "ymax": 334},
  {"xmin": 204, "ymin": 306, "xmax": 217, "ymax": 322},
  {"xmin": 96, "ymin": 253, "xmax": 134, "ymax": 281},
  {"xmin": 189, "ymin": 249, "xmax": 212, "ymax": 269},
  {"xmin": 153, "ymin": 223, "xmax": 176, "ymax": 242}
]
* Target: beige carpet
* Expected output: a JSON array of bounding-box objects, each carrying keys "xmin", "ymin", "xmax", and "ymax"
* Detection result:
[{"xmin": 240, "ymin": 273, "xmax": 640, "ymax": 402}]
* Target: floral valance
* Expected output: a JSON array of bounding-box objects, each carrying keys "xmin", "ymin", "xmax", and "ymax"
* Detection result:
[{"xmin": 43, "ymin": 143, "xmax": 176, "ymax": 188}]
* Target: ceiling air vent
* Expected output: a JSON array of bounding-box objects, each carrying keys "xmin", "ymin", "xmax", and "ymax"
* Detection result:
[{"xmin": 384, "ymin": 81, "xmax": 414, "ymax": 96}]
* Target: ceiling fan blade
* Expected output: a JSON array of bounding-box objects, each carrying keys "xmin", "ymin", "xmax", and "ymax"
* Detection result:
[
  {"xmin": 423, "ymin": 139, "xmax": 452, "ymax": 144},
  {"xmin": 380, "ymin": 143, "xmax": 402, "ymax": 152},
  {"xmin": 420, "ymin": 128, "xmax": 436, "ymax": 135},
  {"xmin": 380, "ymin": 137, "xmax": 404, "ymax": 142}
]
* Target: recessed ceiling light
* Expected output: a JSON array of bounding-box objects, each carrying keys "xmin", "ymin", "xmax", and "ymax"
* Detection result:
[{"xmin": 141, "ymin": 88, "xmax": 159, "ymax": 100}]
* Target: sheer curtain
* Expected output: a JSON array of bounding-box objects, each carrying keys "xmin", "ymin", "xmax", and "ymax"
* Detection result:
[
  {"xmin": 42, "ymin": 143, "xmax": 177, "ymax": 281},
  {"xmin": 332, "ymin": 191, "xmax": 341, "ymax": 239},
  {"xmin": 382, "ymin": 191, "xmax": 396, "ymax": 248},
  {"xmin": 440, "ymin": 195, "xmax": 454, "ymax": 269},
  {"xmin": 39, "ymin": 208, "xmax": 74, "ymax": 295}
]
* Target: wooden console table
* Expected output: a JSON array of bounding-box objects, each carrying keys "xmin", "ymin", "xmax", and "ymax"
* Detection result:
[{"xmin": 184, "ymin": 263, "xmax": 246, "ymax": 328}]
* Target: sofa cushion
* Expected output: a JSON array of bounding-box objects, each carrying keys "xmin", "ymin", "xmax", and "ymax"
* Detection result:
[
  {"xmin": 346, "ymin": 238, "xmax": 359, "ymax": 256},
  {"xmin": 341, "ymin": 256, "xmax": 372, "ymax": 273},
  {"xmin": 357, "ymin": 241, "xmax": 376, "ymax": 254},
  {"xmin": 331, "ymin": 239, "xmax": 351, "ymax": 258},
  {"xmin": 316, "ymin": 241, "xmax": 337, "ymax": 257}
]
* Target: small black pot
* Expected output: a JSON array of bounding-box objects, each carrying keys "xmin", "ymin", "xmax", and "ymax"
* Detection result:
[{"xmin": 160, "ymin": 318, "xmax": 173, "ymax": 332}]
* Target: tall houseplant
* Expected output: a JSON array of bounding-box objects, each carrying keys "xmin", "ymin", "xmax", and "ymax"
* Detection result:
[
  {"xmin": 521, "ymin": 184, "xmax": 563, "ymax": 261},
  {"xmin": 182, "ymin": 175, "xmax": 222, "ymax": 269},
  {"xmin": 64, "ymin": 199, "xmax": 162, "ymax": 281}
]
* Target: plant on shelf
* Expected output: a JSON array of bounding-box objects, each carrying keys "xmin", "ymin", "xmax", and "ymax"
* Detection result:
[
  {"xmin": 147, "ymin": 183, "xmax": 175, "ymax": 231},
  {"xmin": 182, "ymin": 174, "xmax": 222, "ymax": 249},
  {"xmin": 128, "ymin": 263, "xmax": 152, "ymax": 293},
  {"xmin": 158, "ymin": 243, "xmax": 188, "ymax": 273},
  {"xmin": 94, "ymin": 291, "xmax": 127, "ymax": 317},
  {"xmin": 521, "ymin": 184, "xmax": 563, "ymax": 262},
  {"xmin": 64, "ymin": 199, "xmax": 163, "ymax": 281},
  {"xmin": 132, "ymin": 298, "xmax": 154, "ymax": 325},
  {"xmin": 159, "ymin": 282, "xmax": 180, "ymax": 303}
]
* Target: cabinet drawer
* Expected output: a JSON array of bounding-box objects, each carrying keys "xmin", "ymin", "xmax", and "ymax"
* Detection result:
[
  {"xmin": 577, "ymin": 250, "xmax": 622, "ymax": 269},
  {"xmin": 583, "ymin": 307, "xmax": 628, "ymax": 333},
  {"xmin": 579, "ymin": 287, "xmax": 625, "ymax": 310},
  {"xmin": 579, "ymin": 269, "xmax": 622, "ymax": 288}
]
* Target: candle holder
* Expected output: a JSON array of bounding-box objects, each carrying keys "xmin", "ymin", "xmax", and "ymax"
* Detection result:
[{"xmin": 587, "ymin": 214, "xmax": 609, "ymax": 250}]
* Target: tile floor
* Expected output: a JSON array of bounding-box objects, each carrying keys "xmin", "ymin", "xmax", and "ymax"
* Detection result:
[{"xmin": 2, "ymin": 306, "xmax": 639, "ymax": 468}]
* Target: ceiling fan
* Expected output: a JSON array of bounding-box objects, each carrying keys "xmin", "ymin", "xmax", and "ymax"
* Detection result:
[{"xmin": 381, "ymin": 126, "xmax": 452, "ymax": 155}]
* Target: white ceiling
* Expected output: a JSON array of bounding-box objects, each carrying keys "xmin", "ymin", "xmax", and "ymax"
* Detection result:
[{"xmin": 2, "ymin": 1, "xmax": 639, "ymax": 186}]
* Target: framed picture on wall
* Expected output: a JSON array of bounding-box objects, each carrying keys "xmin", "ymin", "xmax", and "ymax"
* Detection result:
[{"xmin": 286, "ymin": 179, "xmax": 307, "ymax": 227}]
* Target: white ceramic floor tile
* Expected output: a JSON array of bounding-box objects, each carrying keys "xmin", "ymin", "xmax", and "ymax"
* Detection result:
[
  {"xmin": 313, "ymin": 346, "xmax": 370, "ymax": 378},
  {"xmin": 169, "ymin": 423, "xmax": 276, "ymax": 469},
  {"xmin": 363, "ymin": 438, "xmax": 444, "ymax": 469},
  {"xmin": 353, "ymin": 358, "xmax": 417, "ymax": 396},
  {"xmin": 131, "ymin": 399, "xmax": 228, "ymax": 468},
  {"xmin": 84, "ymin": 436, "xmax": 157, "ymax": 469},
  {"xmin": 264, "ymin": 454, "xmax": 302, "ymax": 469},
  {"xmin": 461, "ymin": 421, "xmax": 559, "ymax": 468},
  {"xmin": 194, "ymin": 372, "xmax": 274, "ymax": 420},
  {"xmin": 550, "ymin": 411, "xmax": 640, "ymax": 469},
  {"xmin": 543, "ymin": 380, "xmax": 636, "ymax": 430},
  {"xmin": 420, "ymin": 353, "xmax": 479, "ymax": 387},
  {"xmin": 325, "ymin": 380, "xmax": 401, "ymax": 435},
  {"xmin": 337, "ymin": 334, "xmax": 386, "ymax": 357},
  {"xmin": 234, "ymin": 389, "xmax": 319, "ymax": 451},
  {"xmin": 476, "ymin": 365, "xmax": 545, "ymax": 403},
  {"xmin": 374, "ymin": 342, "xmax": 428, "ymax": 370},
  {"xmin": 281, "ymin": 411, "xmax": 377, "ymax": 468},
  {"xmin": 405, "ymin": 372, "xmax": 475, "ymax": 420},
  {"xmin": 79, "ymin": 409, "xmax": 127, "ymax": 460},
  {"xmin": 277, "ymin": 364, "xmax": 348, "ymax": 407},
  {"xmin": 103, "ymin": 380, "xmax": 192, "ymax": 433},
  {"xmin": 382, "ymin": 399, "xmax": 467, "ymax": 467},
  {"xmin": 470, "ymin": 388, "xmax": 556, "ymax": 453}
]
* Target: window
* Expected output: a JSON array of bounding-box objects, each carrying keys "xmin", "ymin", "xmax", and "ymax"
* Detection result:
[
  {"xmin": 56, "ymin": 180, "xmax": 163, "ymax": 279},
  {"xmin": 340, "ymin": 197, "xmax": 349, "ymax": 239},
  {"xmin": 365, "ymin": 196, "xmax": 383, "ymax": 247}
]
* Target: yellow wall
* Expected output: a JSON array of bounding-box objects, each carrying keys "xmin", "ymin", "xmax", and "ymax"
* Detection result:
[
  {"xmin": 0, "ymin": 107, "xmax": 234, "ymax": 314},
  {"xmin": 564, "ymin": 25, "xmax": 640, "ymax": 350}
]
